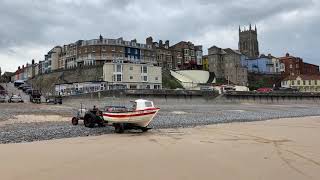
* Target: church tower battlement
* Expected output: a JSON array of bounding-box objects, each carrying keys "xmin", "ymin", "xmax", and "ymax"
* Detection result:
[{"xmin": 239, "ymin": 24, "xmax": 259, "ymax": 58}]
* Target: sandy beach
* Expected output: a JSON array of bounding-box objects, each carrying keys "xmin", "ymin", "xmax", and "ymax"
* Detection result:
[{"xmin": 1, "ymin": 116, "xmax": 320, "ymax": 180}]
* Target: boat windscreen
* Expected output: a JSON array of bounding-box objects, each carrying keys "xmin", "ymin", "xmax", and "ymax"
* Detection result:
[{"xmin": 145, "ymin": 101, "xmax": 153, "ymax": 108}]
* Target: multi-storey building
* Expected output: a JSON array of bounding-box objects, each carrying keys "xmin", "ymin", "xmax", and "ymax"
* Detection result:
[
  {"xmin": 170, "ymin": 41, "xmax": 203, "ymax": 70},
  {"xmin": 65, "ymin": 43, "xmax": 77, "ymax": 69},
  {"xmin": 241, "ymin": 54, "xmax": 285, "ymax": 74},
  {"xmin": 303, "ymin": 62, "xmax": 319, "ymax": 75},
  {"xmin": 279, "ymin": 53, "xmax": 319, "ymax": 77},
  {"xmin": 103, "ymin": 63, "xmax": 162, "ymax": 89},
  {"xmin": 58, "ymin": 46, "xmax": 67, "ymax": 69},
  {"xmin": 69, "ymin": 35, "xmax": 156, "ymax": 69},
  {"xmin": 146, "ymin": 37, "xmax": 173, "ymax": 70},
  {"xmin": 281, "ymin": 75, "xmax": 320, "ymax": 92},
  {"xmin": 38, "ymin": 61, "xmax": 44, "ymax": 75},
  {"xmin": 43, "ymin": 46, "xmax": 63, "ymax": 73},
  {"xmin": 207, "ymin": 46, "xmax": 226, "ymax": 79},
  {"xmin": 195, "ymin": 45, "xmax": 203, "ymax": 68},
  {"xmin": 272, "ymin": 57, "xmax": 285, "ymax": 74},
  {"xmin": 208, "ymin": 46, "xmax": 248, "ymax": 86}
]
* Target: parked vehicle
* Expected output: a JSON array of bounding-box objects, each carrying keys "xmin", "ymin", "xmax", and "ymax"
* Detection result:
[
  {"xmin": 72, "ymin": 99, "xmax": 160, "ymax": 133},
  {"xmin": 0, "ymin": 90, "xmax": 7, "ymax": 96},
  {"xmin": 22, "ymin": 86, "xmax": 32, "ymax": 92},
  {"xmin": 256, "ymin": 88, "xmax": 273, "ymax": 93},
  {"xmin": 14, "ymin": 80, "xmax": 24, "ymax": 87},
  {"xmin": 46, "ymin": 95, "xmax": 62, "ymax": 105},
  {"xmin": 8, "ymin": 95, "xmax": 24, "ymax": 103},
  {"xmin": 25, "ymin": 89, "xmax": 33, "ymax": 95},
  {"xmin": 30, "ymin": 90, "xmax": 42, "ymax": 103},
  {"xmin": 18, "ymin": 84, "xmax": 30, "ymax": 90},
  {"xmin": 0, "ymin": 95, "xmax": 6, "ymax": 103}
]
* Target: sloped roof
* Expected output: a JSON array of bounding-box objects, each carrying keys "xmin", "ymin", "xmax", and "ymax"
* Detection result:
[
  {"xmin": 208, "ymin": 46, "xmax": 226, "ymax": 55},
  {"xmin": 223, "ymin": 48, "xmax": 242, "ymax": 55},
  {"xmin": 283, "ymin": 74, "xmax": 320, "ymax": 81}
]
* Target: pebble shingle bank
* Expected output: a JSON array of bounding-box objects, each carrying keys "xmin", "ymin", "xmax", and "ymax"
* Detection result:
[{"xmin": 1, "ymin": 103, "xmax": 320, "ymax": 144}]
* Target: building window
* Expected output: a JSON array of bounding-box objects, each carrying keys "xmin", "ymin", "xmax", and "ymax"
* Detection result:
[
  {"xmin": 130, "ymin": 66, "xmax": 133, "ymax": 70},
  {"xmin": 116, "ymin": 64, "xmax": 122, "ymax": 73},
  {"xmin": 143, "ymin": 76, "xmax": 148, "ymax": 82},
  {"xmin": 154, "ymin": 85, "xmax": 160, "ymax": 89},
  {"xmin": 130, "ymin": 76, "xmax": 133, "ymax": 80},
  {"xmin": 309, "ymin": 80, "xmax": 312, "ymax": 85},
  {"xmin": 184, "ymin": 49, "xmax": 189, "ymax": 55},
  {"xmin": 116, "ymin": 74, "xmax": 122, "ymax": 82},
  {"xmin": 155, "ymin": 77, "xmax": 158, "ymax": 81},
  {"xmin": 130, "ymin": 85, "xmax": 137, "ymax": 89},
  {"xmin": 316, "ymin": 80, "xmax": 318, "ymax": 85},
  {"xmin": 190, "ymin": 50, "xmax": 194, "ymax": 56},
  {"xmin": 303, "ymin": 80, "xmax": 306, "ymax": 85},
  {"xmin": 146, "ymin": 85, "xmax": 150, "ymax": 89},
  {"xmin": 141, "ymin": 66, "xmax": 147, "ymax": 73},
  {"xmin": 290, "ymin": 64, "xmax": 293, "ymax": 69},
  {"xmin": 291, "ymin": 81, "xmax": 295, "ymax": 86},
  {"xmin": 128, "ymin": 48, "xmax": 131, "ymax": 53},
  {"xmin": 297, "ymin": 80, "xmax": 300, "ymax": 85}
]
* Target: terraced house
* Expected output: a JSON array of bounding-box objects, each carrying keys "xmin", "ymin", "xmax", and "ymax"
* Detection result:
[
  {"xmin": 170, "ymin": 41, "xmax": 203, "ymax": 70},
  {"xmin": 146, "ymin": 37, "xmax": 173, "ymax": 70},
  {"xmin": 70, "ymin": 35, "xmax": 156, "ymax": 69},
  {"xmin": 42, "ymin": 35, "xmax": 157, "ymax": 71}
]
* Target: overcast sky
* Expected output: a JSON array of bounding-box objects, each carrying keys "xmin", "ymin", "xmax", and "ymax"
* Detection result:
[{"xmin": 0, "ymin": 0, "xmax": 319, "ymax": 72}]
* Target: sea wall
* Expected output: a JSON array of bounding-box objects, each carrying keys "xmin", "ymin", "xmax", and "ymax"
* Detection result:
[
  {"xmin": 28, "ymin": 65, "xmax": 103, "ymax": 94},
  {"xmin": 219, "ymin": 92, "xmax": 320, "ymax": 104}
]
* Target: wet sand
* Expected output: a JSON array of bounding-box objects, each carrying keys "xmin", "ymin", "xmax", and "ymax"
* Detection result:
[{"xmin": 1, "ymin": 116, "xmax": 320, "ymax": 180}]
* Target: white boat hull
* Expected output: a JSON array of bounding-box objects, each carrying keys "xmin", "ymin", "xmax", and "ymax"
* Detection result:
[{"xmin": 102, "ymin": 109, "xmax": 160, "ymax": 127}]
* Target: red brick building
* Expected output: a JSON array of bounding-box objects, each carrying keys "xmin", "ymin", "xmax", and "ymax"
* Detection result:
[
  {"xmin": 279, "ymin": 53, "xmax": 319, "ymax": 78},
  {"xmin": 303, "ymin": 62, "xmax": 319, "ymax": 75}
]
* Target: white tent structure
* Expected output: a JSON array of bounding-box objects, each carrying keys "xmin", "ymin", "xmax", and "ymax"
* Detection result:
[{"xmin": 170, "ymin": 70, "xmax": 216, "ymax": 90}]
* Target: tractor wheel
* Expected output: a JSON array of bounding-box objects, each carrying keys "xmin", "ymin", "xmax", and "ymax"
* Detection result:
[
  {"xmin": 84, "ymin": 116, "xmax": 95, "ymax": 128},
  {"xmin": 71, "ymin": 117, "xmax": 79, "ymax": 126},
  {"xmin": 114, "ymin": 123, "xmax": 124, "ymax": 134},
  {"xmin": 141, "ymin": 127, "xmax": 149, "ymax": 133}
]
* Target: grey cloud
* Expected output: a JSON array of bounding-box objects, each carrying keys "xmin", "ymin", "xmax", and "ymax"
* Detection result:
[{"xmin": 0, "ymin": 0, "xmax": 319, "ymax": 71}]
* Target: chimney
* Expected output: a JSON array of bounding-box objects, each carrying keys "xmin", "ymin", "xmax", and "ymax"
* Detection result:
[
  {"xmin": 286, "ymin": 53, "xmax": 290, "ymax": 57},
  {"xmin": 159, "ymin": 40, "xmax": 163, "ymax": 47},
  {"xmin": 18, "ymin": 66, "xmax": 21, "ymax": 70},
  {"xmin": 165, "ymin": 40, "xmax": 169, "ymax": 47},
  {"xmin": 131, "ymin": 39, "xmax": 137, "ymax": 43},
  {"xmin": 146, "ymin": 37, "xmax": 153, "ymax": 45},
  {"xmin": 32, "ymin": 59, "xmax": 35, "ymax": 65}
]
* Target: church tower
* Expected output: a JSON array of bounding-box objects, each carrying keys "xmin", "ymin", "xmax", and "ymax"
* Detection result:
[{"xmin": 238, "ymin": 24, "xmax": 259, "ymax": 58}]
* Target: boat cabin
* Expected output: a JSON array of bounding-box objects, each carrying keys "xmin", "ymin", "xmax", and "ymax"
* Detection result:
[{"xmin": 132, "ymin": 99, "xmax": 155, "ymax": 111}]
